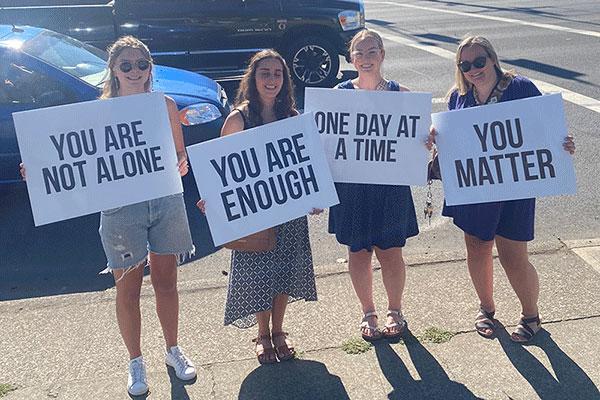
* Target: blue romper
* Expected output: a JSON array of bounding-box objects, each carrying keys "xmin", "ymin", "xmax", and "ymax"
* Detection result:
[
  {"xmin": 328, "ymin": 80, "xmax": 419, "ymax": 252},
  {"xmin": 442, "ymin": 75, "xmax": 542, "ymax": 242}
]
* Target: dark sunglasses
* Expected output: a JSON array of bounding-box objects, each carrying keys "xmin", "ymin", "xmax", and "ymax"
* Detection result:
[
  {"xmin": 458, "ymin": 56, "xmax": 487, "ymax": 73},
  {"xmin": 118, "ymin": 59, "xmax": 150, "ymax": 73}
]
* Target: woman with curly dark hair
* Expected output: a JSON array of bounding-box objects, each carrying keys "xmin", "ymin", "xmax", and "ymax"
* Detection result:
[{"xmin": 198, "ymin": 49, "xmax": 319, "ymax": 364}]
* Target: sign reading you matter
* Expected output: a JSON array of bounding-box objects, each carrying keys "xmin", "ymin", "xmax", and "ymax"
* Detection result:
[
  {"xmin": 304, "ymin": 87, "xmax": 431, "ymax": 185},
  {"xmin": 187, "ymin": 113, "xmax": 339, "ymax": 246},
  {"xmin": 14, "ymin": 92, "xmax": 182, "ymax": 226},
  {"xmin": 432, "ymin": 93, "xmax": 576, "ymax": 206}
]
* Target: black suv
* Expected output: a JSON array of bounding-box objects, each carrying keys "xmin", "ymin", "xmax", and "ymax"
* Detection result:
[{"xmin": 0, "ymin": 0, "xmax": 366, "ymax": 87}]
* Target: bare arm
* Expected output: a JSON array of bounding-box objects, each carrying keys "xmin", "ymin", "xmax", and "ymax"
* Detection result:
[
  {"xmin": 220, "ymin": 109, "xmax": 245, "ymax": 137},
  {"xmin": 165, "ymin": 95, "xmax": 188, "ymax": 176},
  {"xmin": 197, "ymin": 109, "xmax": 245, "ymax": 214}
]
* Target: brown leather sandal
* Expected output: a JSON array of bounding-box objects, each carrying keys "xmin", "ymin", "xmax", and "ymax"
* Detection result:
[
  {"xmin": 253, "ymin": 334, "xmax": 277, "ymax": 364},
  {"xmin": 271, "ymin": 331, "xmax": 296, "ymax": 361},
  {"xmin": 511, "ymin": 314, "xmax": 541, "ymax": 343}
]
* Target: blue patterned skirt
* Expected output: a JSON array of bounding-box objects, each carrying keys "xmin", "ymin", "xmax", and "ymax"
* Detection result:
[{"xmin": 224, "ymin": 216, "xmax": 317, "ymax": 328}]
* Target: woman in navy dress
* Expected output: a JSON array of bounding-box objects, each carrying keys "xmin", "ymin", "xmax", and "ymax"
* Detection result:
[
  {"xmin": 329, "ymin": 30, "xmax": 419, "ymax": 341},
  {"xmin": 427, "ymin": 36, "xmax": 575, "ymax": 343}
]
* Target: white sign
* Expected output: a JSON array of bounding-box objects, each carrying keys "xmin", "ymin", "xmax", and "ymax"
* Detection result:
[
  {"xmin": 304, "ymin": 87, "xmax": 431, "ymax": 185},
  {"xmin": 432, "ymin": 93, "xmax": 576, "ymax": 206},
  {"xmin": 14, "ymin": 92, "xmax": 182, "ymax": 226},
  {"xmin": 187, "ymin": 113, "xmax": 339, "ymax": 246}
]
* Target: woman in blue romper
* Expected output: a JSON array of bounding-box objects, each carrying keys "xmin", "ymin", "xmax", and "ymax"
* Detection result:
[
  {"xmin": 329, "ymin": 30, "xmax": 419, "ymax": 341},
  {"xmin": 428, "ymin": 36, "xmax": 575, "ymax": 343}
]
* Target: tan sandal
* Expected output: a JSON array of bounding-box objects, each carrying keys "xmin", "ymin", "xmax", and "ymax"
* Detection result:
[
  {"xmin": 382, "ymin": 310, "xmax": 407, "ymax": 340},
  {"xmin": 272, "ymin": 331, "xmax": 296, "ymax": 361},
  {"xmin": 253, "ymin": 334, "xmax": 277, "ymax": 364},
  {"xmin": 360, "ymin": 311, "xmax": 383, "ymax": 342}
]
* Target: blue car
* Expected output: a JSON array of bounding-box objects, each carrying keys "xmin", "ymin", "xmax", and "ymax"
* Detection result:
[{"xmin": 0, "ymin": 24, "xmax": 230, "ymax": 185}]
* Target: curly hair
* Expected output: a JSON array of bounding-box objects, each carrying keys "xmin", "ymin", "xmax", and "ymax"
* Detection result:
[
  {"xmin": 101, "ymin": 36, "xmax": 153, "ymax": 99},
  {"xmin": 234, "ymin": 49, "xmax": 296, "ymax": 126}
]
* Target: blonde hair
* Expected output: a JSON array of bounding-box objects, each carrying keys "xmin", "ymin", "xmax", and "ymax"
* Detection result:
[
  {"xmin": 348, "ymin": 29, "xmax": 385, "ymax": 59},
  {"xmin": 101, "ymin": 36, "xmax": 153, "ymax": 99},
  {"xmin": 450, "ymin": 35, "xmax": 514, "ymax": 96}
]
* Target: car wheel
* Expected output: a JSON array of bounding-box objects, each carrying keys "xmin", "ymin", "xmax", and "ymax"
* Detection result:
[{"xmin": 287, "ymin": 37, "xmax": 340, "ymax": 88}]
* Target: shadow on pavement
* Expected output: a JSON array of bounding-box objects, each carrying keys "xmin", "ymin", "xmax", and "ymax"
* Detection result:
[
  {"xmin": 374, "ymin": 330, "xmax": 481, "ymax": 399},
  {"xmin": 166, "ymin": 365, "xmax": 197, "ymax": 400},
  {"xmin": 497, "ymin": 324, "xmax": 600, "ymax": 400},
  {"xmin": 238, "ymin": 359, "xmax": 349, "ymax": 400}
]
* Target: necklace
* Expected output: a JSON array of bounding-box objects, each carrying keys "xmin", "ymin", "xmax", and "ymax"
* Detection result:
[
  {"xmin": 375, "ymin": 78, "xmax": 388, "ymax": 91},
  {"xmin": 473, "ymin": 85, "xmax": 484, "ymax": 105}
]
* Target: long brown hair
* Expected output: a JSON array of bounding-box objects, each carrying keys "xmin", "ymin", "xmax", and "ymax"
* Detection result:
[
  {"xmin": 234, "ymin": 49, "xmax": 296, "ymax": 126},
  {"xmin": 449, "ymin": 35, "xmax": 514, "ymax": 97},
  {"xmin": 101, "ymin": 36, "xmax": 153, "ymax": 99}
]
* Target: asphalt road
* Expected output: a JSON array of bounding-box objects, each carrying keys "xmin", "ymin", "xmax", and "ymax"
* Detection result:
[{"xmin": 1, "ymin": 0, "xmax": 599, "ymax": 300}]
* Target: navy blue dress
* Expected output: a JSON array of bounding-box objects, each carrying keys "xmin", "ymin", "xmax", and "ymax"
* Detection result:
[
  {"xmin": 442, "ymin": 75, "xmax": 542, "ymax": 242},
  {"xmin": 328, "ymin": 80, "xmax": 419, "ymax": 252}
]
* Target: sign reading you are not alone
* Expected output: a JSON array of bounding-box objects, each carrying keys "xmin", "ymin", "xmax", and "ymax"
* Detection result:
[{"xmin": 14, "ymin": 92, "xmax": 182, "ymax": 226}]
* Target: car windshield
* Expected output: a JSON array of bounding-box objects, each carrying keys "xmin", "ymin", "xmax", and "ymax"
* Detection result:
[{"xmin": 21, "ymin": 30, "xmax": 108, "ymax": 87}]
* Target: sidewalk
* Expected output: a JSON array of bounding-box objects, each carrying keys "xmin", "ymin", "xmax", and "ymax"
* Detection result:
[{"xmin": 1, "ymin": 242, "xmax": 599, "ymax": 399}]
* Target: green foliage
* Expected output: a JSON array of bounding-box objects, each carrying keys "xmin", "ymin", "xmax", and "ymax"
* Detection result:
[
  {"xmin": 418, "ymin": 327, "xmax": 455, "ymax": 344},
  {"xmin": 0, "ymin": 384, "xmax": 17, "ymax": 397},
  {"xmin": 341, "ymin": 337, "xmax": 372, "ymax": 354}
]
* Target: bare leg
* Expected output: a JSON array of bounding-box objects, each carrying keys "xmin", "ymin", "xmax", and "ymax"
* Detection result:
[
  {"xmin": 348, "ymin": 249, "xmax": 379, "ymax": 336},
  {"xmin": 271, "ymin": 294, "xmax": 294, "ymax": 359},
  {"xmin": 495, "ymin": 236, "xmax": 539, "ymax": 317},
  {"xmin": 271, "ymin": 294, "xmax": 289, "ymax": 333},
  {"xmin": 255, "ymin": 309, "xmax": 276, "ymax": 363},
  {"xmin": 114, "ymin": 263, "xmax": 145, "ymax": 359},
  {"xmin": 464, "ymin": 233, "xmax": 496, "ymax": 313},
  {"xmin": 374, "ymin": 246, "xmax": 406, "ymax": 332},
  {"xmin": 149, "ymin": 252, "xmax": 179, "ymax": 349}
]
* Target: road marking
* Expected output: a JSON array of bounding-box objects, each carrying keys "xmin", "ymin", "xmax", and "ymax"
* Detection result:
[
  {"xmin": 374, "ymin": 29, "xmax": 600, "ymax": 114},
  {"xmin": 366, "ymin": 1, "xmax": 600, "ymax": 39},
  {"xmin": 564, "ymin": 239, "xmax": 600, "ymax": 274}
]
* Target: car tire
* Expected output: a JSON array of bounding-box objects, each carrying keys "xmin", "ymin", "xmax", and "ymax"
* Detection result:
[{"xmin": 286, "ymin": 36, "xmax": 340, "ymax": 88}]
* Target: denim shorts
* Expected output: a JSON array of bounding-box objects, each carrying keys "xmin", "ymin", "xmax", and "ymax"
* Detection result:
[{"xmin": 99, "ymin": 193, "xmax": 194, "ymax": 270}]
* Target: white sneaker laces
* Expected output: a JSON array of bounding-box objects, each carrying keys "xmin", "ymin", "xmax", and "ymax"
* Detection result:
[
  {"xmin": 130, "ymin": 358, "xmax": 146, "ymax": 383},
  {"xmin": 172, "ymin": 348, "xmax": 193, "ymax": 369}
]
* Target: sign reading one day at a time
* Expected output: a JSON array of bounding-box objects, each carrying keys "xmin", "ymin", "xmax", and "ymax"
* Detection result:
[
  {"xmin": 13, "ymin": 92, "xmax": 182, "ymax": 226},
  {"xmin": 304, "ymin": 87, "xmax": 432, "ymax": 186},
  {"xmin": 187, "ymin": 113, "xmax": 339, "ymax": 247},
  {"xmin": 432, "ymin": 93, "xmax": 576, "ymax": 206}
]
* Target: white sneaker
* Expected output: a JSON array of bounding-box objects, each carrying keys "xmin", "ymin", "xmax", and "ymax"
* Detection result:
[
  {"xmin": 127, "ymin": 356, "xmax": 149, "ymax": 396},
  {"xmin": 165, "ymin": 345, "xmax": 197, "ymax": 381}
]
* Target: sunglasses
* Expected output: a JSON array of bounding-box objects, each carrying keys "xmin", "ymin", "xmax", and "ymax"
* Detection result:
[
  {"xmin": 118, "ymin": 59, "xmax": 150, "ymax": 73},
  {"xmin": 351, "ymin": 49, "xmax": 381, "ymax": 59},
  {"xmin": 458, "ymin": 56, "xmax": 487, "ymax": 73}
]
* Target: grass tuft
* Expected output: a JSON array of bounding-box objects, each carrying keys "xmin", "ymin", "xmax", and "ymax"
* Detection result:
[
  {"xmin": 418, "ymin": 327, "xmax": 455, "ymax": 344},
  {"xmin": 341, "ymin": 337, "xmax": 372, "ymax": 354},
  {"xmin": 0, "ymin": 384, "xmax": 17, "ymax": 397}
]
